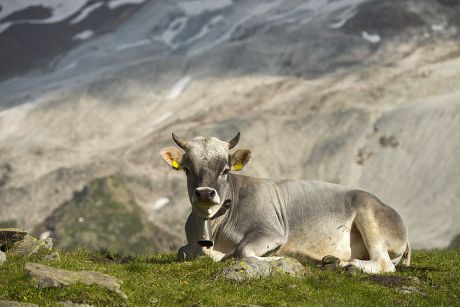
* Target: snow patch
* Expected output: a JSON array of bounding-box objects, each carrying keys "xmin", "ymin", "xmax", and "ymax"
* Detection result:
[
  {"xmin": 115, "ymin": 39, "xmax": 151, "ymax": 51},
  {"xmin": 178, "ymin": 0, "xmax": 232, "ymax": 16},
  {"xmin": 167, "ymin": 76, "xmax": 192, "ymax": 100},
  {"xmin": 361, "ymin": 31, "xmax": 381, "ymax": 44},
  {"xmin": 70, "ymin": 2, "xmax": 104, "ymax": 24},
  {"xmin": 108, "ymin": 0, "xmax": 146, "ymax": 10},
  {"xmin": 153, "ymin": 197, "xmax": 170, "ymax": 210},
  {"xmin": 183, "ymin": 15, "xmax": 224, "ymax": 45},
  {"xmin": 158, "ymin": 16, "xmax": 188, "ymax": 47},
  {"xmin": 72, "ymin": 29, "xmax": 94, "ymax": 41}
]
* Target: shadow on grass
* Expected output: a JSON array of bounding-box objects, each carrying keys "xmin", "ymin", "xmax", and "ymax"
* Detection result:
[{"xmin": 398, "ymin": 265, "xmax": 440, "ymax": 273}]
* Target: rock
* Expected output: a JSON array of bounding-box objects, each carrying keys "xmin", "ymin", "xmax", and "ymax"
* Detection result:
[
  {"xmin": 398, "ymin": 286, "xmax": 419, "ymax": 294},
  {"xmin": 321, "ymin": 255, "xmax": 341, "ymax": 270},
  {"xmin": 0, "ymin": 251, "xmax": 6, "ymax": 265},
  {"xmin": 43, "ymin": 252, "xmax": 61, "ymax": 261},
  {"xmin": 344, "ymin": 265, "xmax": 361, "ymax": 276},
  {"xmin": 0, "ymin": 301, "xmax": 38, "ymax": 307},
  {"xmin": 0, "ymin": 228, "xmax": 53, "ymax": 257},
  {"xmin": 8, "ymin": 235, "xmax": 43, "ymax": 256},
  {"xmin": 25, "ymin": 262, "xmax": 127, "ymax": 300},
  {"xmin": 57, "ymin": 302, "xmax": 93, "ymax": 307},
  {"xmin": 0, "ymin": 228, "xmax": 27, "ymax": 246},
  {"xmin": 220, "ymin": 257, "xmax": 306, "ymax": 282},
  {"xmin": 43, "ymin": 238, "xmax": 53, "ymax": 250}
]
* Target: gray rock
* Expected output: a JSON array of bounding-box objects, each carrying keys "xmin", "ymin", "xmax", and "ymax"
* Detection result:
[
  {"xmin": 43, "ymin": 238, "xmax": 53, "ymax": 251},
  {"xmin": 8, "ymin": 235, "xmax": 42, "ymax": 256},
  {"xmin": 57, "ymin": 302, "xmax": 93, "ymax": 307},
  {"xmin": 25, "ymin": 262, "xmax": 127, "ymax": 300},
  {"xmin": 0, "ymin": 250, "xmax": 6, "ymax": 265},
  {"xmin": 220, "ymin": 257, "xmax": 306, "ymax": 282},
  {"xmin": 43, "ymin": 251, "xmax": 61, "ymax": 261},
  {"xmin": 0, "ymin": 228, "xmax": 27, "ymax": 246},
  {"xmin": 398, "ymin": 286, "xmax": 419, "ymax": 294},
  {"xmin": 0, "ymin": 301, "xmax": 38, "ymax": 307},
  {"xmin": 321, "ymin": 255, "xmax": 341, "ymax": 270}
]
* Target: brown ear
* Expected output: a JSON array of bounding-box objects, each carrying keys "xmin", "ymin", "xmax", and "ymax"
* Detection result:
[
  {"xmin": 231, "ymin": 149, "xmax": 251, "ymax": 171},
  {"xmin": 160, "ymin": 147, "xmax": 183, "ymax": 171}
]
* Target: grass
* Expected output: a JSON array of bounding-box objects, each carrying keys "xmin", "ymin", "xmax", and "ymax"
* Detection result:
[{"xmin": 0, "ymin": 248, "xmax": 459, "ymax": 306}]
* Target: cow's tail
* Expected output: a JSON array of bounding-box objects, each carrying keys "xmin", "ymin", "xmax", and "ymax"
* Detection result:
[{"xmin": 401, "ymin": 241, "xmax": 411, "ymax": 267}]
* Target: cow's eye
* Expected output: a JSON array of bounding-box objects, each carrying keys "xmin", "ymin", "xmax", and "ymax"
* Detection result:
[
  {"xmin": 221, "ymin": 168, "xmax": 230, "ymax": 176},
  {"xmin": 183, "ymin": 167, "xmax": 190, "ymax": 175}
]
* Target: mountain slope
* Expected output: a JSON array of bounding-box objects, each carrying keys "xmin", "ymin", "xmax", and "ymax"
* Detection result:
[{"xmin": 0, "ymin": 0, "xmax": 459, "ymax": 249}]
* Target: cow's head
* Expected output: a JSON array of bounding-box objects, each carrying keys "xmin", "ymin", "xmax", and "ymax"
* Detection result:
[{"xmin": 160, "ymin": 132, "xmax": 251, "ymax": 219}]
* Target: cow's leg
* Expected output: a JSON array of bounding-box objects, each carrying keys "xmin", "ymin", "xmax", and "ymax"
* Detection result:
[
  {"xmin": 340, "ymin": 213, "xmax": 396, "ymax": 274},
  {"xmin": 234, "ymin": 232, "xmax": 286, "ymax": 261},
  {"xmin": 177, "ymin": 243, "xmax": 203, "ymax": 261}
]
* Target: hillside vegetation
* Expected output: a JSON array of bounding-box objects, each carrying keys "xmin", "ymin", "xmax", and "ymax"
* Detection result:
[
  {"xmin": 0, "ymin": 248, "xmax": 459, "ymax": 306},
  {"xmin": 33, "ymin": 176, "xmax": 181, "ymax": 254}
]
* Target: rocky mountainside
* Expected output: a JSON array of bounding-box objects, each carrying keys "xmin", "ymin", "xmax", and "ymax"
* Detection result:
[{"xmin": 0, "ymin": 0, "xmax": 459, "ymax": 250}]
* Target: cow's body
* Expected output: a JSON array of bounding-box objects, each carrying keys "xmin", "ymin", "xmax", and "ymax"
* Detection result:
[{"xmin": 161, "ymin": 133, "xmax": 410, "ymax": 273}]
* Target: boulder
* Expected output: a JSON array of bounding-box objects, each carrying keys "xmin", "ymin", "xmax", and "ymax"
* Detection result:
[
  {"xmin": 43, "ymin": 252, "xmax": 61, "ymax": 262},
  {"xmin": 25, "ymin": 262, "xmax": 127, "ymax": 300},
  {"xmin": 220, "ymin": 257, "xmax": 306, "ymax": 282},
  {"xmin": 0, "ymin": 251, "xmax": 6, "ymax": 265},
  {"xmin": 57, "ymin": 302, "xmax": 93, "ymax": 307},
  {"xmin": 0, "ymin": 228, "xmax": 27, "ymax": 246},
  {"xmin": 0, "ymin": 301, "xmax": 38, "ymax": 307},
  {"xmin": 8, "ymin": 235, "xmax": 43, "ymax": 256},
  {"xmin": 0, "ymin": 228, "xmax": 53, "ymax": 257}
]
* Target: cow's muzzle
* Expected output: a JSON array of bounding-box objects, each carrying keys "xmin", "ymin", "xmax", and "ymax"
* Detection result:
[{"xmin": 193, "ymin": 187, "xmax": 219, "ymax": 204}]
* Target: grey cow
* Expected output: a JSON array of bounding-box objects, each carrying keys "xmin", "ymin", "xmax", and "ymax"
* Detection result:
[{"xmin": 160, "ymin": 132, "xmax": 410, "ymax": 273}]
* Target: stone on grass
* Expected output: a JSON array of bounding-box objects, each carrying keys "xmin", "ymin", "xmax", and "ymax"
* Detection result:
[
  {"xmin": 0, "ymin": 301, "xmax": 38, "ymax": 307},
  {"xmin": 0, "ymin": 228, "xmax": 54, "ymax": 258},
  {"xmin": 25, "ymin": 262, "xmax": 127, "ymax": 300},
  {"xmin": 57, "ymin": 302, "xmax": 93, "ymax": 307},
  {"xmin": 0, "ymin": 251, "xmax": 6, "ymax": 265},
  {"xmin": 43, "ymin": 251, "xmax": 61, "ymax": 261},
  {"xmin": 220, "ymin": 257, "xmax": 306, "ymax": 281},
  {"xmin": 321, "ymin": 255, "xmax": 341, "ymax": 270},
  {"xmin": 8, "ymin": 235, "xmax": 43, "ymax": 256},
  {"xmin": 0, "ymin": 228, "xmax": 28, "ymax": 246},
  {"xmin": 398, "ymin": 286, "xmax": 420, "ymax": 294}
]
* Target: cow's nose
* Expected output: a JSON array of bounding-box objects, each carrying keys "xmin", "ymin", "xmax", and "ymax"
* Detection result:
[{"xmin": 194, "ymin": 187, "xmax": 217, "ymax": 202}]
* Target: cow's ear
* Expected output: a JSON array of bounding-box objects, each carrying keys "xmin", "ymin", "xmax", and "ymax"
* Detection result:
[
  {"xmin": 160, "ymin": 147, "xmax": 183, "ymax": 171},
  {"xmin": 231, "ymin": 149, "xmax": 251, "ymax": 171}
]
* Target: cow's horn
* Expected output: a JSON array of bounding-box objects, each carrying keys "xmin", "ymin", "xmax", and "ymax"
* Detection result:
[
  {"xmin": 228, "ymin": 132, "xmax": 240, "ymax": 149},
  {"xmin": 172, "ymin": 133, "xmax": 188, "ymax": 150}
]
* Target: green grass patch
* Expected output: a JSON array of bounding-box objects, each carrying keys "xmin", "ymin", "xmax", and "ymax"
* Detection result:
[{"xmin": 0, "ymin": 249, "xmax": 459, "ymax": 306}]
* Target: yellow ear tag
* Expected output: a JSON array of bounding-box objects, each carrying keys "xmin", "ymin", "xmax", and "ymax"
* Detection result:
[
  {"xmin": 171, "ymin": 160, "xmax": 180, "ymax": 170},
  {"xmin": 233, "ymin": 163, "xmax": 243, "ymax": 171}
]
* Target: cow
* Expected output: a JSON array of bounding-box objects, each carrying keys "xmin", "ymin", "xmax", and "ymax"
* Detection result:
[{"xmin": 160, "ymin": 132, "xmax": 411, "ymax": 273}]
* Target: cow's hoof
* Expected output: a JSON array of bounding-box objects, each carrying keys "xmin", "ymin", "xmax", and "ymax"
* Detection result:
[
  {"xmin": 344, "ymin": 264, "xmax": 360, "ymax": 275},
  {"xmin": 321, "ymin": 255, "xmax": 341, "ymax": 270}
]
